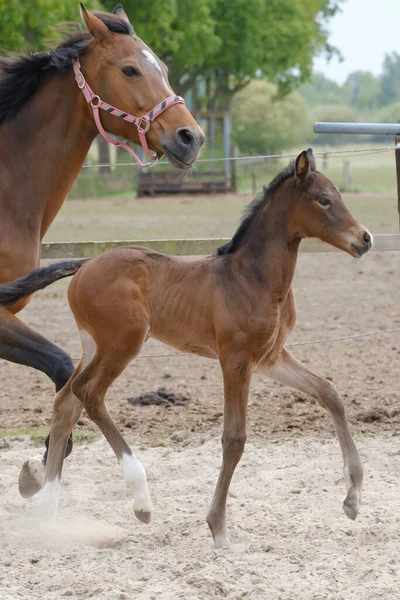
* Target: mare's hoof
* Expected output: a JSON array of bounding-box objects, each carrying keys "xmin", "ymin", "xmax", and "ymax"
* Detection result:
[
  {"xmin": 18, "ymin": 457, "xmax": 45, "ymax": 499},
  {"xmin": 134, "ymin": 510, "xmax": 151, "ymax": 524}
]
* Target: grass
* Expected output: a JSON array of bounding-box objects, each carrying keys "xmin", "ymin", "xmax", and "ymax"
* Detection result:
[
  {"xmin": 0, "ymin": 427, "xmax": 97, "ymax": 447},
  {"xmin": 43, "ymin": 188, "xmax": 398, "ymax": 246}
]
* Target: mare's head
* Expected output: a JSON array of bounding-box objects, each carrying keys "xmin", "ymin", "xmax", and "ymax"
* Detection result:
[
  {"xmin": 79, "ymin": 5, "xmax": 204, "ymax": 168},
  {"xmin": 288, "ymin": 149, "xmax": 372, "ymax": 257}
]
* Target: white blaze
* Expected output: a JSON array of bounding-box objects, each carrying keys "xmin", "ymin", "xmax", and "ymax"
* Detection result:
[{"xmin": 142, "ymin": 50, "xmax": 172, "ymax": 93}]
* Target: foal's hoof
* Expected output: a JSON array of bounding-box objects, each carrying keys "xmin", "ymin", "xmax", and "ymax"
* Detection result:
[
  {"xmin": 343, "ymin": 488, "xmax": 360, "ymax": 521},
  {"xmin": 134, "ymin": 509, "xmax": 151, "ymax": 524},
  {"xmin": 18, "ymin": 457, "xmax": 45, "ymax": 499},
  {"xmin": 214, "ymin": 536, "xmax": 231, "ymax": 550}
]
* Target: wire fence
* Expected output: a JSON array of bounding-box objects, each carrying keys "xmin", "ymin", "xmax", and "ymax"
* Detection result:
[
  {"xmin": 69, "ymin": 143, "xmax": 398, "ymax": 199},
  {"xmin": 81, "ymin": 146, "xmax": 395, "ymax": 169},
  {"xmin": 71, "ymin": 327, "xmax": 400, "ymax": 362}
]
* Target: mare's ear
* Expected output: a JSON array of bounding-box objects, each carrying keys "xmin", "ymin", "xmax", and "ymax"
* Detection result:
[
  {"xmin": 80, "ymin": 3, "xmax": 113, "ymax": 42},
  {"xmin": 112, "ymin": 4, "xmax": 131, "ymax": 24},
  {"xmin": 295, "ymin": 149, "xmax": 315, "ymax": 182}
]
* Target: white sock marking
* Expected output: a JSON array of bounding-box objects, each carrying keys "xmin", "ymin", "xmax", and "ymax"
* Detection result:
[
  {"xmin": 120, "ymin": 453, "xmax": 152, "ymax": 513},
  {"xmin": 35, "ymin": 479, "xmax": 61, "ymax": 524}
]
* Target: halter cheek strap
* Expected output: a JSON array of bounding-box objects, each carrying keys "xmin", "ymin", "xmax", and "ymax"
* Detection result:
[{"xmin": 72, "ymin": 59, "xmax": 185, "ymax": 168}]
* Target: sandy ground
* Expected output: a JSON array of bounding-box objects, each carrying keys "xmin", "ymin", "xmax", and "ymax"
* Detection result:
[{"xmin": 1, "ymin": 434, "xmax": 400, "ymax": 600}]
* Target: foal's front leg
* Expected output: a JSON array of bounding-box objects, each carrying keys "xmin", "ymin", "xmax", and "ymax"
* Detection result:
[
  {"xmin": 206, "ymin": 357, "xmax": 252, "ymax": 549},
  {"xmin": 259, "ymin": 347, "xmax": 363, "ymax": 520}
]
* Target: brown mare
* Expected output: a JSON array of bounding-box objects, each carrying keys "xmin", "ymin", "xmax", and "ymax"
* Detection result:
[
  {"xmin": 0, "ymin": 4, "xmax": 204, "ymax": 490},
  {"xmin": 0, "ymin": 150, "xmax": 373, "ymax": 548}
]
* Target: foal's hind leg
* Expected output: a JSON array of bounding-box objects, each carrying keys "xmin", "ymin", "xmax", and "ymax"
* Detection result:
[
  {"xmin": 34, "ymin": 379, "xmax": 83, "ymax": 522},
  {"xmin": 259, "ymin": 348, "xmax": 363, "ymax": 520},
  {"xmin": 72, "ymin": 328, "xmax": 152, "ymax": 524}
]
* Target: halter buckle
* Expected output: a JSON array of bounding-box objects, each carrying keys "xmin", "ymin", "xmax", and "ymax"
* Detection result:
[
  {"xmin": 137, "ymin": 117, "xmax": 151, "ymax": 134},
  {"xmin": 75, "ymin": 72, "xmax": 86, "ymax": 90}
]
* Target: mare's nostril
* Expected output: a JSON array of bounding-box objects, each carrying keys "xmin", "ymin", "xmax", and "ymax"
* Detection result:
[
  {"xmin": 363, "ymin": 231, "xmax": 371, "ymax": 246},
  {"xmin": 176, "ymin": 128, "xmax": 194, "ymax": 148}
]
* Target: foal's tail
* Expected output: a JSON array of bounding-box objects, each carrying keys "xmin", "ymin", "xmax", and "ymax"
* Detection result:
[{"xmin": 0, "ymin": 259, "xmax": 89, "ymax": 307}]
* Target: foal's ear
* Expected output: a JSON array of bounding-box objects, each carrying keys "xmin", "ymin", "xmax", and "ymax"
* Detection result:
[
  {"xmin": 112, "ymin": 4, "xmax": 131, "ymax": 24},
  {"xmin": 295, "ymin": 149, "xmax": 314, "ymax": 182},
  {"xmin": 80, "ymin": 3, "xmax": 113, "ymax": 42},
  {"xmin": 307, "ymin": 147, "xmax": 317, "ymax": 172}
]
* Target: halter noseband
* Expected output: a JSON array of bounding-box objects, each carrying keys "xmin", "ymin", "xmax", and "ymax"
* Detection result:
[{"xmin": 72, "ymin": 59, "xmax": 185, "ymax": 168}]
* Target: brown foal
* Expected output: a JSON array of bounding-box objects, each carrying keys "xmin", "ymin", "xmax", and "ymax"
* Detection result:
[
  {"xmin": 0, "ymin": 4, "xmax": 204, "ymax": 489},
  {"xmin": 0, "ymin": 149, "xmax": 372, "ymax": 548}
]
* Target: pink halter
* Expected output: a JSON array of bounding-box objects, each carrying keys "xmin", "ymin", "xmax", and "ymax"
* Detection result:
[{"xmin": 72, "ymin": 59, "xmax": 185, "ymax": 168}]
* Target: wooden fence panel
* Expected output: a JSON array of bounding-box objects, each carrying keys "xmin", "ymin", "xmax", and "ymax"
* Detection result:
[{"xmin": 41, "ymin": 234, "xmax": 400, "ymax": 259}]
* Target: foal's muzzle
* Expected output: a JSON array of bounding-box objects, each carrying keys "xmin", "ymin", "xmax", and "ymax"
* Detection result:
[{"xmin": 350, "ymin": 229, "xmax": 373, "ymax": 257}]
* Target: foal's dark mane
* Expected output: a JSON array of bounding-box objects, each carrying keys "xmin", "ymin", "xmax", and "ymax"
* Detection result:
[
  {"xmin": 0, "ymin": 11, "xmax": 133, "ymax": 125},
  {"xmin": 216, "ymin": 160, "xmax": 296, "ymax": 255}
]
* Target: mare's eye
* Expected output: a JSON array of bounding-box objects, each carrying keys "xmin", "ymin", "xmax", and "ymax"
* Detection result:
[
  {"xmin": 122, "ymin": 66, "xmax": 140, "ymax": 78},
  {"xmin": 317, "ymin": 198, "xmax": 331, "ymax": 207}
]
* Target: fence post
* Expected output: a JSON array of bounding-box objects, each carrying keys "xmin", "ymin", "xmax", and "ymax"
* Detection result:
[{"xmin": 395, "ymin": 135, "xmax": 400, "ymax": 230}]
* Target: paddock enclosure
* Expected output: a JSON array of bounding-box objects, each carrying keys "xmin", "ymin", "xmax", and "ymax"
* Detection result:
[{"xmin": 1, "ymin": 189, "xmax": 400, "ymax": 599}]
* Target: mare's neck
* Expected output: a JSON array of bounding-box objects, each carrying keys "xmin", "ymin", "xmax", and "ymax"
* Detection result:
[{"xmin": 0, "ymin": 69, "xmax": 97, "ymax": 238}]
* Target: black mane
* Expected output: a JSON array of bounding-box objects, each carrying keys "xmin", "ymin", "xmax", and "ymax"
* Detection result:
[
  {"xmin": 0, "ymin": 12, "xmax": 133, "ymax": 125},
  {"xmin": 216, "ymin": 160, "xmax": 296, "ymax": 255}
]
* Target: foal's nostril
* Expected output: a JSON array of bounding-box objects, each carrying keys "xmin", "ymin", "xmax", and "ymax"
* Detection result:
[
  {"xmin": 363, "ymin": 231, "xmax": 371, "ymax": 246},
  {"xmin": 176, "ymin": 128, "xmax": 194, "ymax": 148}
]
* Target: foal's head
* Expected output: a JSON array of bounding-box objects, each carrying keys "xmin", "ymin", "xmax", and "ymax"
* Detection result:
[
  {"xmin": 80, "ymin": 5, "xmax": 204, "ymax": 168},
  {"xmin": 289, "ymin": 149, "xmax": 372, "ymax": 257}
]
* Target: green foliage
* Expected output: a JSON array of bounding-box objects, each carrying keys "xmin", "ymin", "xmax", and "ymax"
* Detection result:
[
  {"xmin": 300, "ymin": 73, "xmax": 348, "ymax": 107},
  {"xmin": 0, "ymin": 1, "xmax": 97, "ymax": 51},
  {"xmin": 380, "ymin": 52, "xmax": 400, "ymax": 105},
  {"xmin": 205, "ymin": 0, "xmax": 342, "ymax": 108},
  {"xmin": 232, "ymin": 80, "xmax": 312, "ymax": 154},
  {"xmin": 344, "ymin": 71, "xmax": 381, "ymax": 111},
  {"xmin": 373, "ymin": 101, "xmax": 400, "ymax": 123}
]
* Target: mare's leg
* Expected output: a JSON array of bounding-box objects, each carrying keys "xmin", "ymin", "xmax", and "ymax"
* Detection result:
[
  {"xmin": 259, "ymin": 347, "xmax": 363, "ymax": 520},
  {"xmin": 206, "ymin": 356, "xmax": 252, "ymax": 549},
  {"xmin": 0, "ymin": 308, "xmax": 75, "ymax": 498},
  {"xmin": 71, "ymin": 327, "xmax": 153, "ymax": 524}
]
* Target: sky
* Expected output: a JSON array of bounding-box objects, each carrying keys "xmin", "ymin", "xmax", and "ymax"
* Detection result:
[{"xmin": 313, "ymin": 0, "xmax": 399, "ymax": 83}]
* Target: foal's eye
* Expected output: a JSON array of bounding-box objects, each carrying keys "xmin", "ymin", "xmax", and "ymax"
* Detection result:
[
  {"xmin": 122, "ymin": 66, "xmax": 140, "ymax": 78},
  {"xmin": 317, "ymin": 198, "xmax": 331, "ymax": 207}
]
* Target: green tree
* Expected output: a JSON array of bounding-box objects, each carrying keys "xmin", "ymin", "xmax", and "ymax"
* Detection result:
[
  {"xmin": 0, "ymin": 1, "xmax": 98, "ymax": 51},
  {"xmin": 344, "ymin": 71, "xmax": 381, "ymax": 111},
  {"xmin": 232, "ymin": 80, "xmax": 312, "ymax": 155},
  {"xmin": 300, "ymin": 73, "xmax": 348, "ymax": 107},
  {"xmin": 380, "ymin": 52, "xmax": 400, "ymax": 106},
  {"xmin": 204, "ymin": 0, "xmax": 342, "ymax": 110}
]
